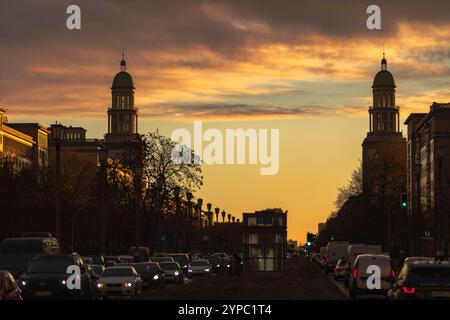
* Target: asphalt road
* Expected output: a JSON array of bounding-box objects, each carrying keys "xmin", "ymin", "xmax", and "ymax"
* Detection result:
[{"xmin": 136, "ymin": 256, "xmax": 346, "ymax": 300}]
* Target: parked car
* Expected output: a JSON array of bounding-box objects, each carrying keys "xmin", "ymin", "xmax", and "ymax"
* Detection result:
[
  {"xmin": 387, "ymin": 260, "xmax": 450, "ymax": 300},
  {"xmin": 132, "ymin": 262, "xmax": 164, "ymax": 289},
  {"xmin": 188, "ymin": 259, "xmax": 212, "ymax": 276},
  {"xmin": 348, "ymin": 254, "xmax": 394, "ymax": 299},
  {"xmin": 323, "ymin": 241, "xmax": 349, "ymax": 274},
  {"xmin": 334, "ymin": 258, "xmax": 347, "ymax": 280},
  {"xmin": 89, "ymin": 264, "xmax": 105, "ymax": 280},
  {"xmin": 0, "ymin": 236, "xmax": 60, "ymax": 278},
  {"xmin": 344, "ymin": 244, "xmax": 382, "ymax": 286},
  {"xmin": 96, "ymin": 266, "xmax": 143, "ymax": 298},
  {"xmin": 159, "ymin": 262, "xmax": 184, "ymax": 284},
  {"xmin": 220, "ymin": 256, "xmax": 232, "ymax": 272},
  {"xmin": 18, "ymin": 254, "xmax": 91, "ymax": 299},
  {"xmin": 0, "ymin": 270, "xmax": 22, "ymax": 300}
]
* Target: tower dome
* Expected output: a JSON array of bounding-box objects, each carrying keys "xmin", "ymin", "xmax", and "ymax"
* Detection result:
[
  {"xmin": 111, "ymin": 54, "xmax": 135, "ymax": 89},
  {"xmin": 372, "ymin": 54, "xmax": 395, "ymax": 88}
]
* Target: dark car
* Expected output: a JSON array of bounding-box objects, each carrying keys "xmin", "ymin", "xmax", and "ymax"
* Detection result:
[
  {"xmin": 387, "ymin": 261, "xmax": 450, "ymax": 300},
  {"xmin": 0, "ymin": 237, "xmax": 60, "ymax": 278},
  {"xmin": 133, "ymin": 262, "xmax": 164, "ymax": 289},
  {"xmin": 159, "ymin": 262, "xmax": 184, "ymax": 284},
  {"xmin": 169, "ymin": 254, "xmax": 190, "ymax": 274},
  {"xmin": 18, "ymin": 254, "xmax": 92, "ymax": 299},
  {"xmin": 206, "ymin": 255, "xmax": 222, "ymax": 273}
]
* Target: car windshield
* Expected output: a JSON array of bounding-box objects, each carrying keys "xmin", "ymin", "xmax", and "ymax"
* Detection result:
[
  {"xmin": 172, "ymin": 255, "xmax": 189, "ymax": 265},
  {"xmin": 409, "ymin": 267, "xmax": 450, "ymax": 281},
  {"xmin": 159, "ymin": 262, "xmax": 179, "ymax": 270},
  {"xmin": 134, "ymin": 263, "xmax": 158, "ymax": 273},
  {"xmin": 102, "ymin": 268, "xmax": 134, "ymax": 277},
  {"xmin": 191, "ymin": 260, "xmax": 208, "ymax": 266},
  {"xmin": 27, "ymin": 258, "xmax": 72, "ymax": 273}
]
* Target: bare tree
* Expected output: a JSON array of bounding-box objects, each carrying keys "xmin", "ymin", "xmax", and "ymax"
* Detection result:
[{"xmin": 334, "ymin": 162, "xmax": 362, "ymax": 209}]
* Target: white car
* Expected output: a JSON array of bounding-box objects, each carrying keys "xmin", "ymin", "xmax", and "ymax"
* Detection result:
[
  {"xmin": 349, "ymin": 254, "xmax": 394, "ymax": 299},
  {"xmin": 97, "ymin": 266, "xmax": 143, "ymax": 297},
  {"xmin": 188, "ymin": 259, "xmax": 212, "ymax": 276}
]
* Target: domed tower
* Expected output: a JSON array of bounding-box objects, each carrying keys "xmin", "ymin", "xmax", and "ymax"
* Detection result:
[
  {"xmin": 105, "ymin": 55, "xmax": 140, "ymax": 159},
  {"xmin": 362, "ymin": 55, "xmax": 406, "ymax": 194},
  {"xmin": 369, "ymin": 54, "xmax": 399, "ymax": 133}
]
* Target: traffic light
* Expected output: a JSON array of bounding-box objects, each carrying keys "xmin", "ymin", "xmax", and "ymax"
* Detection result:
[
  {"xmin": 306, "ymin": 241, "xmax": 312, "ymax": 246},
  {"xmin": 401, "ymin": 193, "xmax": 407, "ymax": 208}
]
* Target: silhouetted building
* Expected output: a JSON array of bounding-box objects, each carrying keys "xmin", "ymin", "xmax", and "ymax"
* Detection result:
[
  {"xmin": 242, "ymin": 208, "xmax": 287, "ymax": 272},
  {"xmin": 405, "ymin": 102, "xmax": 450, "ymax": 257},
  {"xmin": 362, "ymin": 55, "xmax": 406, "ymax": 193}
]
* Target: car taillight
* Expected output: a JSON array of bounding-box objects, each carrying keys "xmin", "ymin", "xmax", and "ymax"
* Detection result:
[
  {"xmin": 336, "ymin": 266, "xmax": 344, "ymax": 270},
  {"xmin": 391, "ymin": 270, "xmax": 395, "ymax": 277},
  {"xmin": 353, "ymin": 269, "xmax": 357, "ymax": 280},
  {"xmin": 402, "ymin": 286, "xmax": 415, "ymax": 294}
]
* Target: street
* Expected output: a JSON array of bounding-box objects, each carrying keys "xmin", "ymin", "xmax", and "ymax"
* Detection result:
[{"xmin": 136, "ymin": 256, "xmax": 345, "ymax": 300}]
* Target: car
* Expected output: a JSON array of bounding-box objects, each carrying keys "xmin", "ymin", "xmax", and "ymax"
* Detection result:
[
  {"xmin": 206, "ymin": 255, "xmax": 222, "ymax": 273},
  {"xmin": 323, "ymin": 241, "xmax": 349, "ymax": 274},
  {"xmin": 188, "ymin": 259, "xmax": 212, "ymax": 276},
  {"xmin": 90, "ymin": 255, "xmax": 105, "ymax": 266},
  {"xmin": 0, "ymin": 236, "xmax": 60, "ymax": 278},
  {"xmin": 220, "ymin": 256, "xmax": 232, "ymax": 272},
  {"xmin": 387, "ymin": 260, "xmax": 450, "ymax": 300},
  {"xmin": 169, "ymin": 254, "xmax": 190, "ymax": 274},
  {"xmin": 132, "ymin": 262, "xmax": 164, "ymax": 289},
  {"xmin": 159, "ymin": 262, "xmax": 184, "ymax": 284},
  {"xmin": 104, "ymin": 256, "xmax": 121, "ymax": 267},
  {"xmin": 344, "ymin": 244, "xmax": 382, "ymax": 286},
  {"xmin": 153, "ymin": 256, "xmax": 174, "ymax": 263},
  {"xmin": 89, "ymin": 264, "xmax": 105, "ymax": 280},
  {"xmin": 117, "ymin": 255, "xmax": 133, "ymax": 264},
  {"xmin": 348, "ymin": 254, "xmax": 394, "ymax": 299},
  {"xmin": 18, "ymin": 254, "xmax": 92, "ymax": 299},
  {"xmin": 96, "ymin": 266, "xmax": 143, "ymax": 298},
  {"xmin": 0, "ymin": 270, "xmax": 22, "ymax": 300},
  {"xmin": 334, "ymin": 258, "xmax": 347, "ymax": 280}
]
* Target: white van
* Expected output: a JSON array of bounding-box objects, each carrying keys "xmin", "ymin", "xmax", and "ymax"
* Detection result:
[
  {"xmin": 344, "ymin": 244, "xmax": 382, "ymax": 283},
  {"xmin": 349, "ymin": 254, "xmax": 393, "ymax": 299},
  {"xmin": 324, "ymin": 241, "xmax": 349, "ymax": 273}
]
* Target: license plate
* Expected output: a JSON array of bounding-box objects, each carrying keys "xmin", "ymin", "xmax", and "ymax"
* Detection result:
[
  {"xmin": 35, "ymin": 291, "xmax": 52, "ymax": 297},
  {"xmin": 431, "ymin": 291, "xmax": 450, "ymax": 298}
]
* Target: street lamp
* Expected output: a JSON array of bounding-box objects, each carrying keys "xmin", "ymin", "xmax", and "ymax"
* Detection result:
[
  {"xmin": 207, "ymin": 203, "xmax": 212, "ymax": 227},
  {"xmin": 215, "ymin": 207, "xmax": 220, "ymax": 223},
  {"xmin": 51, "ymin": 122, "xmax": 65, "ymax": 242}
]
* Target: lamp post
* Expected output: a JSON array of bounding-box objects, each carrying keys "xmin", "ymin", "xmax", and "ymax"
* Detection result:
[
  {"xmin": 51, "ymin": 123, "xmax": 65, "ymax": 242},
  {"xmin": 99, "ymin": 146, "xmax": 108, "ymax": 254},
  {"xmin": 221, "ymin": 210, "xmax": 226, "ymax": 223},
  {"xmin": 215, "ymin": 207, "xmax": 220, "ymax": 224},
  {"xmin": 206, "ymin": 203, "xmax": 212, "ymax": 227}
]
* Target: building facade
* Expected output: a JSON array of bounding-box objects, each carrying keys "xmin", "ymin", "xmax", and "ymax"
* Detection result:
[
  {"xmin": 0, "ymin": 105, "xmax": 48, "ymax": 171},
  {"xmin": 405, "ymin": 102, "xmax": 450, "ymax": 257},
  {"xmin": 242, "ymin": 208, "xmax": 287, "ymax": 272}
]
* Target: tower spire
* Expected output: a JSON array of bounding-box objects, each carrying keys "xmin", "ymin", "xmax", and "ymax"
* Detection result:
[
  {"xmin": 381, "ymin": 52, "xmax": 387, "ymax": 71},
  {"xmin": 120, "ymin": 51, "xmax": 126, "ymax": 72}
]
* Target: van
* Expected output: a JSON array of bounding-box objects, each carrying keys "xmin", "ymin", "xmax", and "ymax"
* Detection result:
[
  {"xmin": 324, "ymin": 241, "xmax": 349, "ymax": 273},
  {"xmin": 0, "ymin": 237, "xmax": 60, "ymax": 278},
  {"xmin": 349, "ymin": 254, "xmax": 394, "ymax": 299},
  {"xmin": 344, "ymin": 244, "xmax": 382, "ymax": 284}
]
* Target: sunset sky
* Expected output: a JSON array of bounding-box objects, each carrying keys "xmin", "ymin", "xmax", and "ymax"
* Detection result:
[{"xmin": 1, "ymin": 0, "xmax": 450, "ymax": 242}]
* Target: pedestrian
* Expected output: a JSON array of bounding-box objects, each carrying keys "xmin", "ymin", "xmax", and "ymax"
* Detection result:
[{"xmin": 0, "ymin": 271, "xmax": 22, "ymax": 300}]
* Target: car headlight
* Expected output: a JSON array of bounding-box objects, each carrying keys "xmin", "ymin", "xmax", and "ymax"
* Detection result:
[
  {"xmin": 174, "ymin": 271, "xmax": 180, "ymax": 276},
  {"xmin": 20, "ymin": 280, "xmax": 27, "ymax": 287},
  {"xmin": 182, "ymin": 265, "xmax": 187, "ymax": 268},
  {"xmin": 227, "ymin": 264, "xmax": 230, "ymax": 268},
  {"xmin": 123, "ymin": 282, "xmax": 133, "ymax": 288},
  {"xmin": 97, "ymin": 283, "xmax": 104, "ymax": 288},
  {"xmin": 205, "ymin": 268, "xmax": 210, "ymax": 272},
  {"xmin": 216, "ymin": 264, "xmax": 220, "ymax": 267},
  {"xmin": 153, "ymin": 274, "xmax": 159, "ymax": 280},
  {"xmin": 188, "ymin": 269, "xmax": 193, "ymax": 273},
  {"xmin": 61, "ymin": 280, "xmax": 66, "ymax": 285}
]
